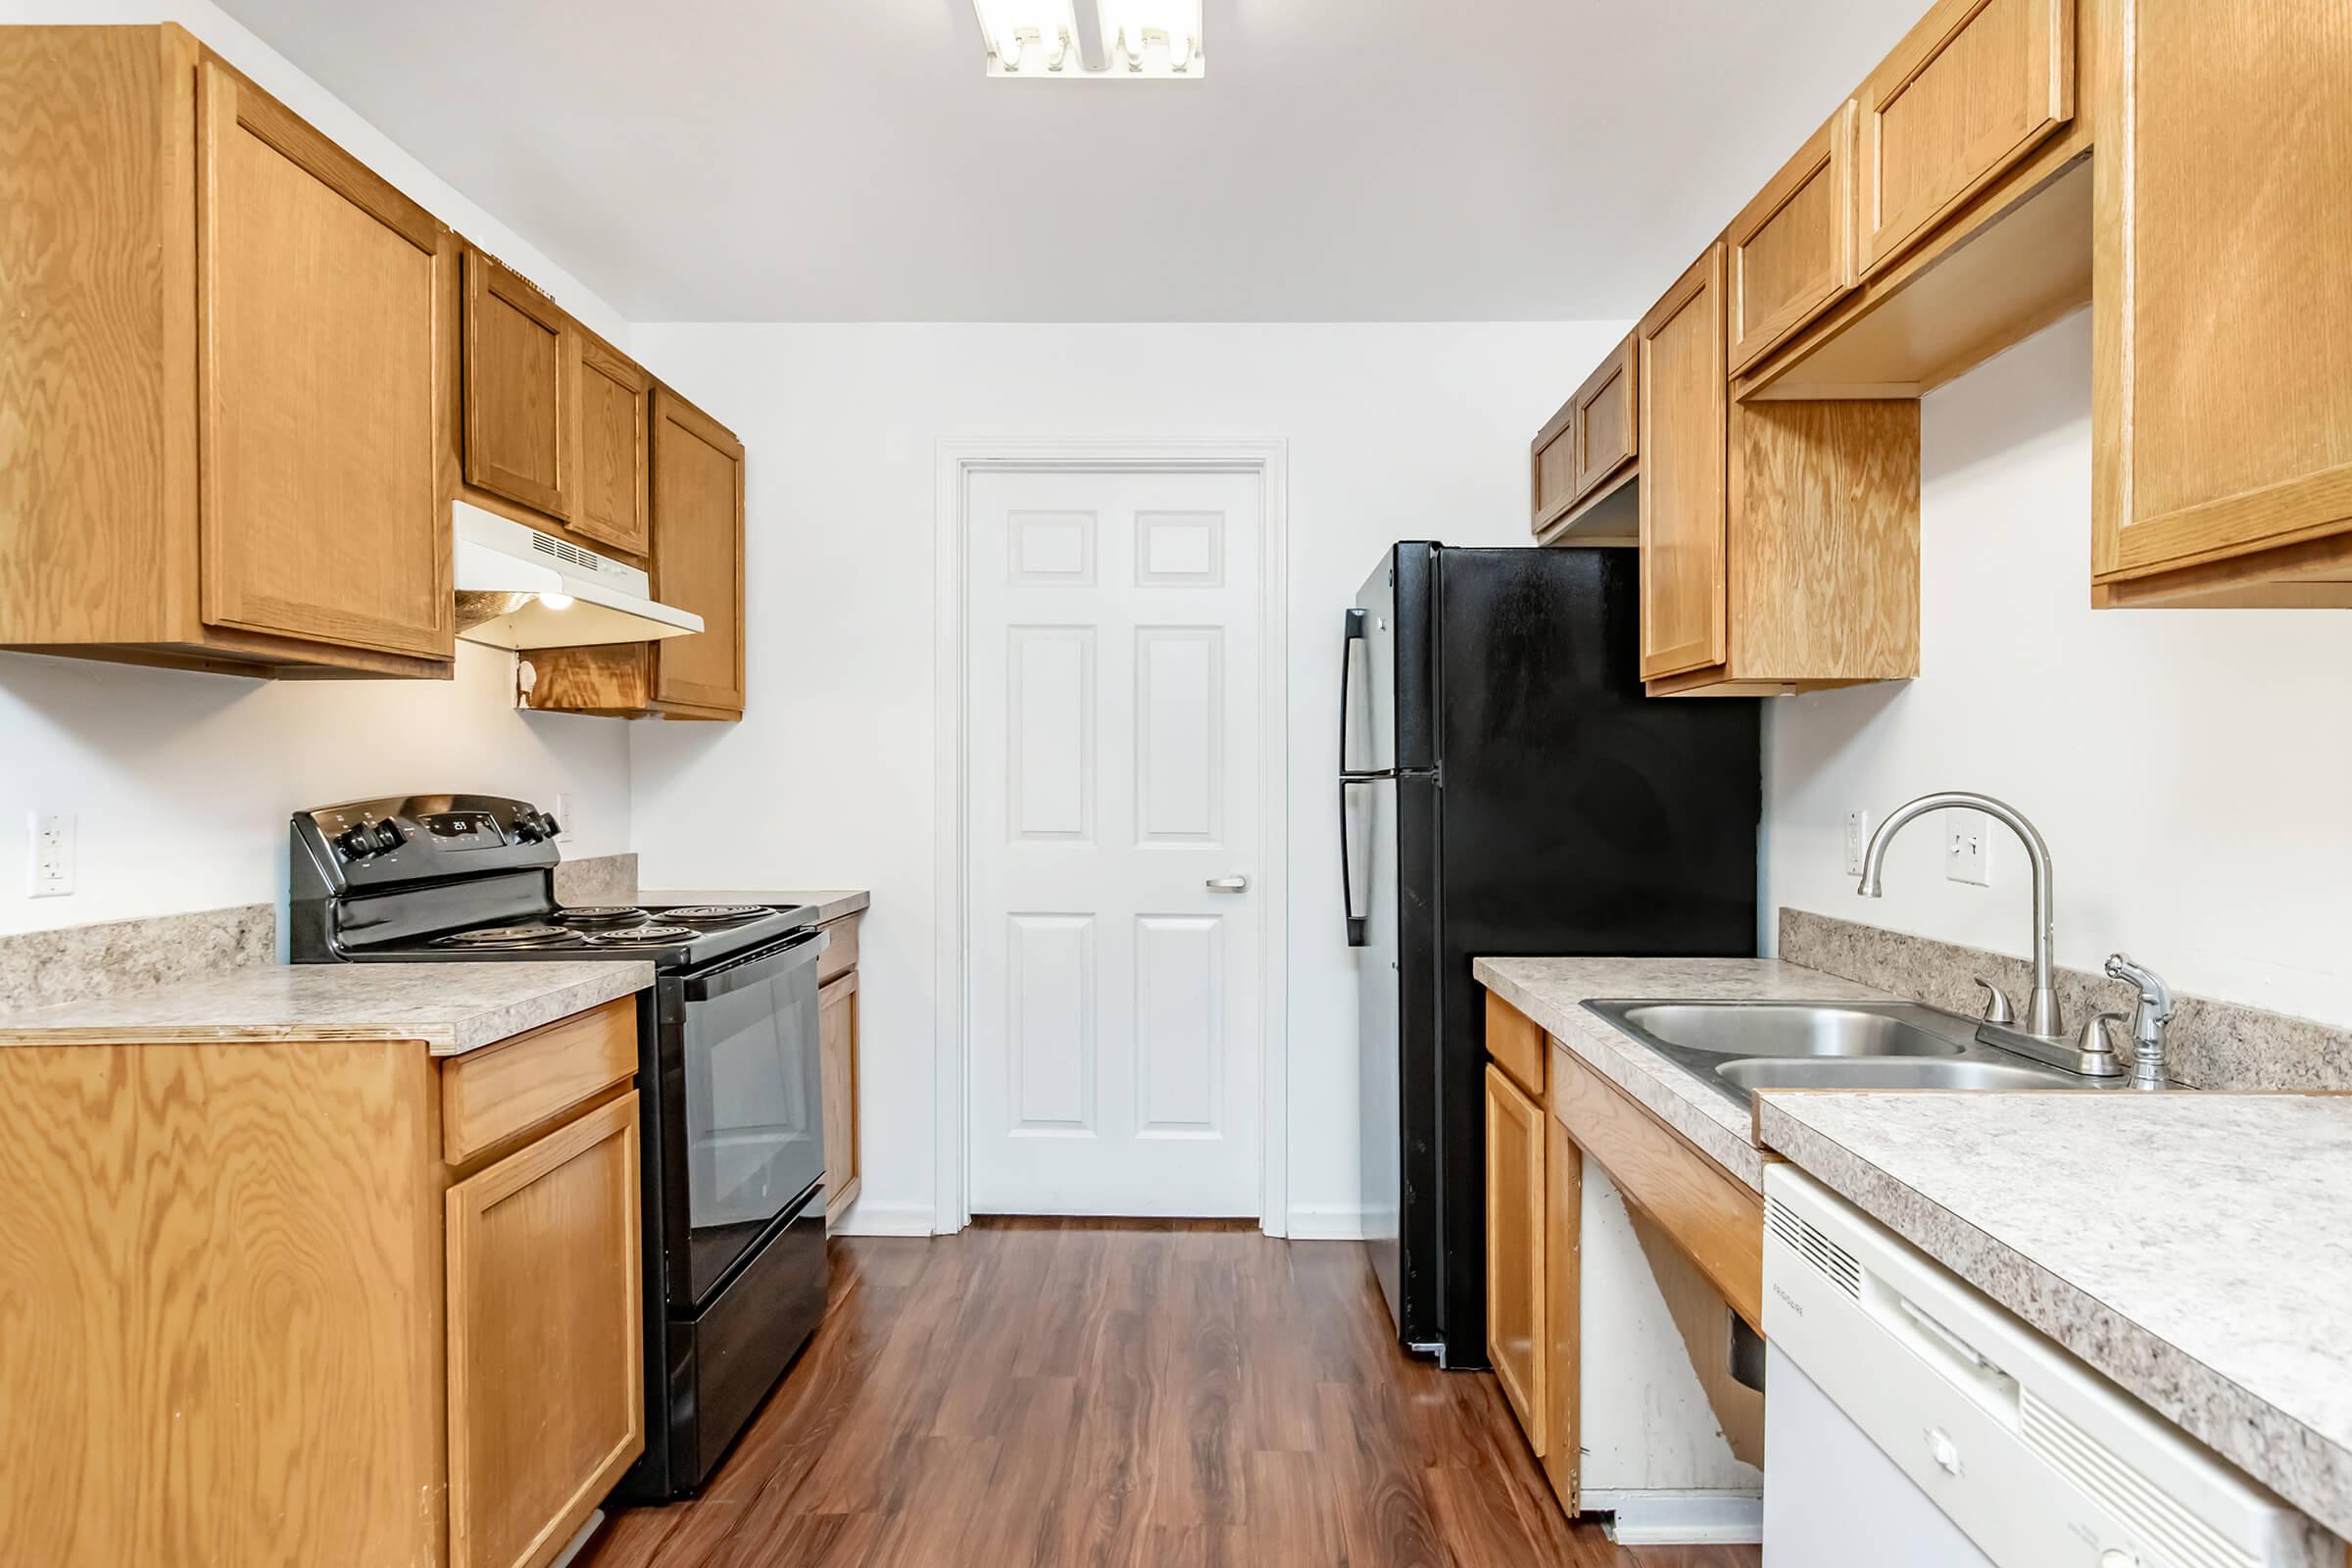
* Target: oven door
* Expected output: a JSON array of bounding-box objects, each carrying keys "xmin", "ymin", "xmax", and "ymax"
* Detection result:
[{"xmin": 674, "ymin": 929, "xmax": 828, "ymax": 1304}]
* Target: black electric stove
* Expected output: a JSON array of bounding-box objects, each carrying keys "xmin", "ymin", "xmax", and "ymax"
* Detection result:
[{"xmin": 289, "ymin": 793, "xmax": 830, "ymax": 1502}]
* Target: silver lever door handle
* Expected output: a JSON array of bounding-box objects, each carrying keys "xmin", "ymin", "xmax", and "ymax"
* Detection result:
[{"xmin": 1205, "ymin": 875, "xmax": 1250, "ymax": 893}]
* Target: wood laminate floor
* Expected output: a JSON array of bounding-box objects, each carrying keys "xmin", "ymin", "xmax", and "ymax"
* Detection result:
[{"xmin": 584, "ymin": 1219, "xmax": 1758, "ymax": 1568}]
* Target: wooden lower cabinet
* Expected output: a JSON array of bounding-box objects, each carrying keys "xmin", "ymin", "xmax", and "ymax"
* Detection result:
[
  {"xmin": 447, "ymin": 1094, "xmax": 643, "ymax": 1568},
  {"xmin": 1482, "ymin": 991, "xmax": 1765, "ymax": 1518},
  {"xmin": 0, "ymin": 1001, "xmax": 645, "ymax": 1567},
  {"xmin": 819, "ymin": 969, "xmax": 861, "ymax": 1226},
  {"xmin": 1484, "ymin": 1064, "xmax": 1547, "ymax": 1450}
]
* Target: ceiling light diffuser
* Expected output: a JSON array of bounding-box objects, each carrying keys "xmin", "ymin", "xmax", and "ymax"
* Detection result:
[
  {"xmin": 1097, "ymin": 0, "xmax": 1201, "ymax": 75},
  {"xmin": 970, "ymin": 0, "xmax": 1080, "ymax": 75}
]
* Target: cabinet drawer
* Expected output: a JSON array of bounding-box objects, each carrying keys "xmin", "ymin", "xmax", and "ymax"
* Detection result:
[
  {"xmin": 1857, "ymin": 0, "xmax": 2074, "ymax": 277},
  {"xmin": 442, "ymin": 999, "xmax": 637, "ymax": 1164},
  {"xmin": 1728, "ymin": 103, "xmax": 1858, "ymax": 374},
  {"xmin": 817, "ymin": 914, "xmax": 860, "ymax": 984}
]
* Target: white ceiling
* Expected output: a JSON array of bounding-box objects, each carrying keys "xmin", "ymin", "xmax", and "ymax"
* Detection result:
[{"xmin": 216, "ymin": 0, "xmax": 1923, "ymax": 323}]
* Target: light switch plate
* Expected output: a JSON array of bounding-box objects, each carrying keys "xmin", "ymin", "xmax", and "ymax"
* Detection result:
[
  {"xmin": 1844, "ymin": 809, "xmax": 1871, "ymax": 876},
  {"xmin": 1946, "ymin": 808, "xmax": 1991, "ymax": 886},
  {"xmin": 555, "ymin": 792, "xmax": 577, "ymax": 844},
  {"xmin": 29, "ymin": 810, "xmax": 75, "ymax": 898}
]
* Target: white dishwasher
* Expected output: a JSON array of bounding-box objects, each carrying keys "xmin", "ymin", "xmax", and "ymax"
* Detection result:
[{"xmin": 1762, "ymin": 1166, "xmax": 2336, "ymax": 1568}]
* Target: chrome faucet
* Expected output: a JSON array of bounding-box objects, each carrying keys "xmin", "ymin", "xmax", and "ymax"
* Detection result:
[
  {"xmin": 2104, "ymin": 954, "xmax": 2176, "ymax": 1090},
  {"xmin": 1857, "ymin": 792, "xmax": 2063, "ymax": 1042}
]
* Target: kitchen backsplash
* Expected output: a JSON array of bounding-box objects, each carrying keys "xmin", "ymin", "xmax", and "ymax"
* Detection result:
[
  {"xmin": 553, "ymin": 852, "xmax": 638, "ymax": 907},
  {"xmin": 0, "ymin": 905, "xmax": 276, "ymax": 1013},
  {"xmin": 1780, "ymin": 908, "xmax": 2352, "ymax": 1092}
]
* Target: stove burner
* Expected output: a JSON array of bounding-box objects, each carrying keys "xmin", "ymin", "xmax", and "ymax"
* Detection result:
[
  {"xmin": 662, "ymin": 905, "xmax": 768, "ymax": 924},
  {"xmin": 431, "ymin": 923, "xmax": 576, "ymax": 949},
  {"xmin": 556, "ymin": 906, "xmax": 652, "ymax": 928},
  {"xmin": 581, "ymin": 923, "xmax": 700, "ymax": 945}
]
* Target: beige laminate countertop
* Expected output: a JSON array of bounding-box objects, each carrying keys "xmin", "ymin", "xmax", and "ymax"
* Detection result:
[
  {"xmin": 642, "ymin": 889, "xmax": 869, "ymax": 925},
  {"xmin": 1758, "ymin": 1090, "xmax": 2352, "ymax": 1545},
  {"xmin": 0, "ymin": 960, "xmax": 654, "ymax": 1056},
  {"xmin": 1471, "ymin": 955, "xmax": 1900, "ymax": 1189}
]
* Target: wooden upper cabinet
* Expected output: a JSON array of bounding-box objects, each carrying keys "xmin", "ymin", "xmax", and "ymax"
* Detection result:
[
  {"xmin": 1485, "ymin": 1064, "xmax": 1547, "ymax": 1455},
  {"xmin": 1728, "ymin": 102, "xmax": 1858, "ymax": 374},
  {"xmin": 1857, "ymin": 0, "xmax": 2074, "ymax": 278},
  {"xmin": 196, "ymin": 60, "xmax": 454, "ymax": 663},
  {"xmin": 1572, "ymin": 335, "xmax": 1639, "ymax": 500},
  {"xmin": 650, "ymin": 387, "xmax": 747, "ymax": 716},
  {"xmin": 464, "ymin": 247, "xmax": 572, "ymax": 519},
  {"xmin": 2092, "ymin": 0, "xmax": 2352, "ymax": 606},
  {"xmin": 573, "ymin": 330, "xmax": 652, "ymax": 556},
  {"xmin": 1530, "ymin": 397, "xmax": 1580, "ymax": 535},
  {"xmin": 1636, "ymin": 246, "xmax": 1730, "ymax": 682}
]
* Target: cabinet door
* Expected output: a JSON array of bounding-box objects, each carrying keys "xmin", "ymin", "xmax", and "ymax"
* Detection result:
[
  {"xmin": 819, "ymin": 971, "xmax": 859, "ymax": 1220},
  {"xmin": 650, "ymin": 387, "xmax": 747, "ymax": 715},
  {"xmin": 196, "ymin": 62, "xmax": 452, "ymax": 662},
  {"xmin": 1541, "ymin": 1112, "xmax": 1582, "ymax": 1514},
  {"xmin": 1572, "ymin": 333, "xmax": 1639, "ymax": 500},
  {"xmin": 573, "ymin": 333, "xmax": 651, "ymax": 556},
  {"xmin": 446, "ymin": 1094, "xmax": 643, "ymax": 1568},
  {"xmin": 1530, "ymin": 397, "xmax": 1579, "ymax": 534},
  {"xmin": 1728, "ymin": 103, "xmax": 1858, "ymax": 374},
  {"xmin": 464, "ymin": 248, "xmax": 572, "ymax": 518},
  {"xmin": 1857, "ymin": 0, "xmax": 2074, "ymax": 277},
  {"xmin": 2093, "ymin": 1, "xmax": 2352, "ymax": 588},
  {"xmin": 1636, "ymin": 246, "xmax": 1730, "ymax": 681},
  {"xmin": 1485, "ymin": 1064, "xmax": 1546, "ymax": 1453}
]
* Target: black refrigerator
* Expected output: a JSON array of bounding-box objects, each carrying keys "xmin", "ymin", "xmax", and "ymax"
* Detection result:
[{"xmin": 1346, "ymin": 543, "xmax": 1759, "ymax": 1366}]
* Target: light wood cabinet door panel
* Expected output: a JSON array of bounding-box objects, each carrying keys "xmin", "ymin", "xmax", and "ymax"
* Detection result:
[
  {"xmin": 1572, "ymin": 333, "xmax": 1638, "ymax": 500},
  {"xmin": 573, "ymin": 332, "xmax": 651, "ymax": 556},
  {"xmin": 1729, "ymin": 102, "xmax": 1858, "ymax": 374},
  {"xmin": 651, "ymin": 386, "xmax": 747, "ymax": 714},
  {"xmin": 446, "ymin": 1092, "xmax": 644, "ymax": 1568},
  {"xmin": 1530, "ymin": 398, "xmax": 1579, "ymax": 534},
  {"xmin": 196, "ymin": 62, "xmax": 452, "ymax": 661},
  {"xmin": 1636, "ymin": 246, "xmax": 1730, "ymax": 682},
  {"xmin": 819, "ymin": 971, "xmax": 859, "ymax": 1218},
  {"xmin": 1858, "ymin": 0, "xmax": 2074, "ymax": 277},
  {"xmin": 464, "ymin": 248, "xmax": 572, "ymax": 519},
  {"xmin": 1485, "ymin": 1064, "xmax": 1546, "ymax": 1454},
  {"xmin": 1542, "ymin": 1110, "xmax": 1582, "ymax": 1515},
  {"xmin": 2093, "ymin": 0, "xmax": 2352, "ymax": 587}
]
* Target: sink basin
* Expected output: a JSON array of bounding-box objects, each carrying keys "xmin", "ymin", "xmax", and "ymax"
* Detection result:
[
  {"xmin": 1714, "ymin": 1056, "xmax": 2083, "ymax": 1094},
  {"xmin": 1601, "ymin": 1002, "xmax": 1964, "ymax": 1059},
  {"xmin": 1583, "ymin": 998, "xmax": 2123, "ymax": 1108}
]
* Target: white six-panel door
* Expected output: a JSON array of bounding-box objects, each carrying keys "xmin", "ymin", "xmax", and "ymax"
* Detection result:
[{"xmin": 966, "ymin": 468, "xmax": 1261, "ymax": 1216}]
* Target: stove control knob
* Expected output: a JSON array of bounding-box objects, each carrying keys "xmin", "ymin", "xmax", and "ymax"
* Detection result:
[
  {"xmin": 538, "ymin": 811, "xmax": 563, "ymax": 840},
  {"xmin": 512, "ymin": 810, "xmax": 546, "ymax": 843},
  {"xmin": 368, "ymin": 820, "xmax": 403, "ymax": 855},
  {"xmin": 336, "ymin": 823, "xmax": 377, "ymax": 861}
]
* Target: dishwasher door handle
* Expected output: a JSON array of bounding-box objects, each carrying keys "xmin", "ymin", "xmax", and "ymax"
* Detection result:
[{"xmin": 1205, "ymin": 875, "xmax": 1250, "ymax": 894}]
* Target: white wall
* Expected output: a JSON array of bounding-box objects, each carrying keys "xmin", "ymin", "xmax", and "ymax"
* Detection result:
[
  {"xmin": 625, "ymin": 321, "xmax": 1630, "ymax": 1234},
  {"xmin": 1764, "ymin": 309, "xmax": 2352, "ymax": 1030},
  {"xmin": 0, "ymin": 646, "xmax": 632, "ymax": 934},
  {"xmin": 0, "ymin": 0, "xmax": 639, "ymax": 935}
]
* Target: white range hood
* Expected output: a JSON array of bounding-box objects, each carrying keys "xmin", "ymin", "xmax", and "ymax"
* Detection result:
[{"xmin": 452, "ymin": 501, "xmax": 704, "ymax": 650}]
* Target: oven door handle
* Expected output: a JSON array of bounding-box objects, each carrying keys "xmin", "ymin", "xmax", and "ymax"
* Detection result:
[{"xmin": 680, "ymin": 928, "xmax": 828, "ymax": 1003}]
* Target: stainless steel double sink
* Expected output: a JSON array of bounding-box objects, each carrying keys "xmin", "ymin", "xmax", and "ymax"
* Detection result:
[{"xmin": 1583, "ymin": 999, "xmax": 2129, "ymax": 1108}]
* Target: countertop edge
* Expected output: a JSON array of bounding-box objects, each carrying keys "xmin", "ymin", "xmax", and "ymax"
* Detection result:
[
  {"xmin": 642, "ymin": 889, "xmax": 870, "ymax": 924},
  {"xmin": 1755, "ymin": 1095, "xmax": 2352, "ymax": 1544},
  {"xmin": 0, "ymin": 963, "xmax": 657, "ymax": 1057}
]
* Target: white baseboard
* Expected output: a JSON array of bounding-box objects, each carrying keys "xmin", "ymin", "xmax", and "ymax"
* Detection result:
[
  {"xmin": 1285, "ymin": 1203, "xmax": 1368, "ymax": 1241},
  {"xmin": 1584, "ymin": 1490, "xmax": 1763, "ymax": 1545},
  {"xmin": 828, "ymin": 1200, "xmax": 938, "ymax": 1237}
]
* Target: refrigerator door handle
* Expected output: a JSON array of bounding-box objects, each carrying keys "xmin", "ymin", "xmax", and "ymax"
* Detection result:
[
  {"xmin": 1342, "ymin": 608, "xmax": 1370, "ymax": 946},
  {"xmin": 1341, "ymin": 780, "xmax": 1368, "ymax": 947},
  {"xmin": 1341, "ymin": 607, "xmax": 1366, "ymax": 775}
]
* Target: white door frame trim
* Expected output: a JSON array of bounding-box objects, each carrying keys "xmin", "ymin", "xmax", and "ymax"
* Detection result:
[{"xmin": 932, "ymin": 439, "xmax": 1291, "ymax": 1236}]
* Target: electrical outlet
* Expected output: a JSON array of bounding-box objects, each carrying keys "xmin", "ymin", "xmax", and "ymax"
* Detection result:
[
  {"xmin": 28, "ymin": 811, "xmax": 75, "ymax": 898},
  {"xmin": 1844, "ymin": 809, "xmax": 1871, "ymax": 876},
  {"xmin": 555, "ymin": 792, "xmax": 577, "ymax": 843},
  {"xmin": 1946, "ymin": 808, "xmax": 1991, "ymax": 886}
]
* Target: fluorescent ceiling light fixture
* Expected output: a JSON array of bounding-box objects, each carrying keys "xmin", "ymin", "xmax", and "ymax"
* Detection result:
[
  {"xmin": 971, "ymin": 0, "xmax": 1079, "ymax": 74},
  {"xmin": 972, "ymin": 0, "xmax": 1202, "ymax": 77},
  {"xmin": 1099, "ymin": 0, "xmax": 1200, "ymax": 74}
]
